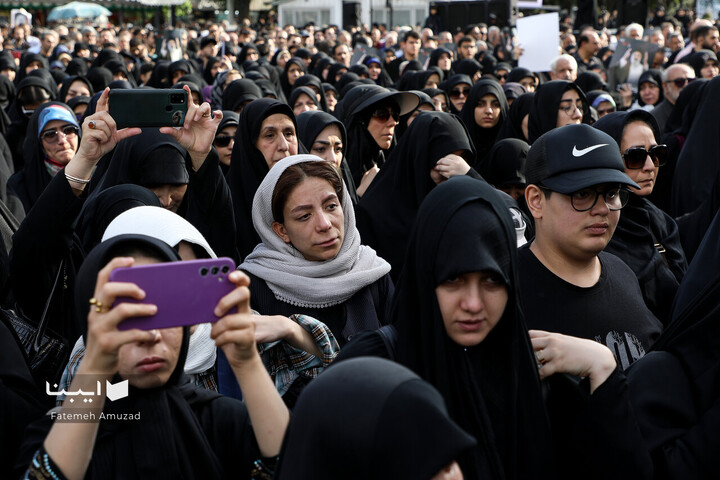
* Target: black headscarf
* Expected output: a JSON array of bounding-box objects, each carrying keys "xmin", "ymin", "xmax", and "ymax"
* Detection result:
[
  {"xmin": 395, "ymin": 90, "xmax": 434, "ymax": 139},
  {"xmin": 296, "ymin": 109, "xmax": 358, "ymax": 204},
  {"xmin": 74, "ymin": 184, "xmax": 163, "ymax": 253},
  {"xmin": 391, "ymin": 176, "xmax": 554, "ymax": 479},
  {"xmin": 686, "ymin": 49, "xmax": 718, "ymax": 78},
  {"xmin": 594, "ymin": 111, "xmax": 687, "ymax": 323},
  {"xmin": 293, "ymin": 74, "xmax": 329, "ymax": 111},
  {"xmin": 428, "ymin": 47, "xmax": 453, "ymax": 77},
  {"xmin": 460, "ymin": 78, "xmax": 509, "ymax": 169},
  {"xmin": 445, "ymin": 74, "xmax": 473, "ymax": 115},
  {"xmin": 15, "ymin": 53, "xmax": 49, "ymax": 85},
  {"xmin": 326, "ymin": 62, "xmax": 348, "ymax": 86},
  {"xmin": 357, "ymin": 111, "xmax": 475, "ymax": 281},
  {"xmin": 670, "ymin": 76, "xmax": 720, "ymax": 259},
  {"xmin": 227, "ymin": 99, "xmax": 298, "ymax": 259},
  {"xmin": 279, "ymin": 57, "xmax": 306, "ymax": 100},
  {"xmin": 497, "ymin": 91, "xmax": 533, "ymax": 142},
  {"xmin": 237, "ymin": 43, "xmax": 259, "ymax": 64},
  {"xmin": 65, "ymin": 57, "xmax": 89, "ymax": 77},
  {"xmin": 15, "ymin": 234, "xmax": 260, "ymax": 479},
  {"xmin": 289, "ymin": 86, "xmax": 320, "ymax": 112},
  {"xmin": 58, "ymin": 75, "xmax": 94, "ymax": 104},
  {"xmin": 146, "ymin": 61, "xmax": 171, "ymax": 88},
  {"xmin": 528, "ymin": 80, "xmax": 589, "ymax": 143},
  {"xmin": 276, "ymin": 357, "xmax": 476, "ymax": 479},
  {"xmin": 221, "ymin": 78, "xmax": 262, "ymax": 112},
  {"xmin": 86, "ymin": 66, "xmax": 113, "ymax": 92},
  {"xmin": 637, "ymin": 69, "xmax": 664, "ymax": 107},
  {"xmin": 202, "ymin": 56, "xmax": 221, "ymax": 85},
  {"xmin": 575, "ymin": 70, "xmax": 606, "ymax": 94},
  {"xmin": 484, "ymin": 138, "xmax": 528, "ymax": 189}
]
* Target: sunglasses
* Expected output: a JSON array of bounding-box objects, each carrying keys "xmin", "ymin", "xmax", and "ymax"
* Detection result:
[
  {"xmin": 622, "ymin": 145, "xmax": 668, "ymax": 169},
  {"xmin": 214, "ymin": 135, "xmax": 234, "ymax": 148},
  {"xmin": 669, "ymin": 77, "xmax": 694, "ymax": 88},
  {"xmin": 40, "ymin": 124, "xmax": 79, "ymax": 143},
  {"xmin": 495, "ymin": 73, "xmax": 508, "ymax": 80},
  {"xmin": 449, "ymin": 87, "xmax": 470, "ymax": 99},
  {"xmin": 371, "ymin": 107, "xmax": 399, "ymax": 122}
]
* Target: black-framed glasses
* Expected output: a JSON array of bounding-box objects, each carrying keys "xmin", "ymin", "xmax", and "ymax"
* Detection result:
[
  {"xmin": 566, "ymin": 187, "xmax": 629, "ymax": 212},
  {"xmin": 371, "ymin": 107, "xmax": 399, "ymax": 122},
  {"xmin": 558, "ymin": 99, "xmax": 584, "ymax": 115},
  {"xmin": 213, "ymin": 135, "xmax": 234, "ymax": 148},
  {"xmin": 669, "ymin": 77, "xmax": 694, "ymax": 88},
  {"xmin": 40, "ymin": 124, "xmax": 79, "ymax": 143},
  {"xmin": 623, "ymin": 145, "xmax": 668, "ymax": 169},
  {"xmin": 449, "ymin": 87, "xmax": 470, "ymax": 99},
  {"xmin": 495, "ymin": 73, "xmax": 508, "ymax": 80}
]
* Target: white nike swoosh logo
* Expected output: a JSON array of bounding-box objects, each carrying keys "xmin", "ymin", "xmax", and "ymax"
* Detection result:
[{"xmin": 572, "ymin": 144, "xmax": 608, "ymax": 157}]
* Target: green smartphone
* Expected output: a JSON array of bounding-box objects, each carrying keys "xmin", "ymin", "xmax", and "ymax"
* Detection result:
[{"xmin": 108, "ymin": 89, "xmax": 188, "ymax": 128}]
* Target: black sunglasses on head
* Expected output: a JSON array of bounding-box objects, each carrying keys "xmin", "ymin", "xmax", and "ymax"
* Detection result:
[
  {"xmin": 669, "ymin": 77, "xmax": 694, "ymax": 88},
  {"xmin": 623, "ymin": 145, "xmax": 668, "ymax": 169}
]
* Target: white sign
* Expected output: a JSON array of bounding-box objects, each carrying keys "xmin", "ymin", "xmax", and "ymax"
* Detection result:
[
  {"xmin": 516, "ymin": 12, "xmax": 559, "ymax": 73},
  {"xmin": 518, "ymin": 1, "xmax": 544, "ymax": 7}
]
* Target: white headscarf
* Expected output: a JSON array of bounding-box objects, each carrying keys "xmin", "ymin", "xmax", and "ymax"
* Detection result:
[
  {"xmin": 241, "ymin": 155, "xmax": 391, "ymax": 308},
  {"xmin": 102, "ymin": 206, "xmax": 217, "ymax": 374}
]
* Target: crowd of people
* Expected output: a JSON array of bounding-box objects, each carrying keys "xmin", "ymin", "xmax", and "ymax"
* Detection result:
[{"xmin": 1, "ymin": 6, "xmax": 720, "ymax": 479}]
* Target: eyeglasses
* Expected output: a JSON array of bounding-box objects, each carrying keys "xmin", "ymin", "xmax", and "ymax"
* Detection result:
[
  {"xmin": 213, "ymin": 135, "xmax": 234, "ymax": 148},
  {"xmin": 371, "ymin": 107, "xmax": 399, "ymax": 122},
  {"xmin": 560, "ymin": 186, "xmax": 630, "ymax": 212},
  {"xmin": 668, "ymin": 77, "xmax": 694, "ymax": 88},
  {"xmin": 449, "ymin": 87, "xmax": 470, "ymax": 99},
  {"xmin": 622, "ymin": 145, "xmax": 668, "ymax": 169},
  {"xmin": 40, "ymin": 125, "xmax": 79, "ymax": 143},
  {"xmin": 558, "ymin": 99, "xmax": 584, "ymax": 115}
]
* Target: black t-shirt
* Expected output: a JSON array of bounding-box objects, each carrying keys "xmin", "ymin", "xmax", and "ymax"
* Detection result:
[{"xmin": 518, "ymin": 246, "xmax": 663, "ymax": 369}]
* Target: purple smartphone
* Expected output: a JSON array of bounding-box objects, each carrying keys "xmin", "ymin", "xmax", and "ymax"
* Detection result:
[{"xmin": 109, "ymin": 258, "xmax": 237, "ymax": 331}]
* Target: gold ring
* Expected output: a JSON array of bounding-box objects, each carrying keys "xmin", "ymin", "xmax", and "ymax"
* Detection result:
[
  {"xmin": 88, "ymin": 120, "xmax": 96, "ymax": 129},
  {"xmin": 202, "ymin": 113, "xmax": 211, "ymax": 118},
  {"xmin": 89, "ymin": 298, "xmax": 109, "ymax": 313}
]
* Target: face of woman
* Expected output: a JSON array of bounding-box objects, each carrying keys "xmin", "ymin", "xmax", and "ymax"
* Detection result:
[
  {"xmin": 310, "ymin": 124, "xmax": 343, "ymax": 168},
  {"xmin": 277, "ymin": 52, "xmax": 291, "ymax": 68},
  {"xmin": 65, "ymin": 80, "xmax": 90, "ymax": 102},
  {"xmin": 256, "ymin": 113, "xmax": 298, "ymax": 169},
  {"xmin": 116, "ymin": 256, "xmax": 183, "ymax": 389},
  {"xmin": 287, "ymin": 63, "xmax": 303, "ymax": 85},
  {"xmin": 473, "ymin": 93, "xmax": 501, "ymax": 128},
  {"xmin": 272, "ymin": 176, "xmax": 345, "ymax": 261},
  {"xmin": 407, "ymin": 104, "xmax": 435, "ymax": 128},
  {"xmin": 367, "ymin": 104, "xmax": 399, "ymax": 150},
  {"xmin": 521, "ymin": 114, "xmax": 529, "ymax": 141},
  {"xmin": 214, "ymin": 125, "xmax": 236, "ymax": 166},
  {"xmin": 148, "ymin": 184, "xmax": 188, "ymax": 213},
  {"xmin": 620, "ymin": 121, "xmax": 658, "ymax": 197},
  {"xmin": 25, "ymin": 60, "xmax": 42, "ymax": 74},
  {"xmin": 368, "ymin": 62, "xmax": 381, "ymax": 80},
  {"xmin": 424, "ymin": 73, "xmax": 440, "ymax": 89},
  {"xmin": 246, "ymin": 49, "xmax": 259, "ymax": 62},
  {"xmin": 701, "ymin": 60, "xmax": 719, "ymax": 79},
  {"xmin": 556, "ymin": 88, "xmax": 583, "ymax": 128},
  {"xmin": 436, "ymin": 271, "xmax": 508, "ymax": 347},
  {"xmin": 325, "ymin": 90, "xmax": 338, "ymax": 111},
  {"xmin": 449, "ymin": 83, "xmax": 470, "ymax": 112},
  {"xmin": 639, "ymin": 82, "xmax": 660, "ymax": 106},
  {"xmin": 293, "ymin": 92, "xmax": 318, "ymax": 116},
  {"xmin": 40, "ymin": 119, "xmax": 79, "ymax": 165},
  {"xmin": 438, "ymin": 53, "xmax": 452, "ymax": 71},
  {"xmin": 432, "ymin": 94, "xmax": 448, "ymax": 113}
]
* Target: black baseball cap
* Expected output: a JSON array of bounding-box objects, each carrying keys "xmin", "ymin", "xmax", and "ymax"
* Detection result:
[{"xmin": 526, "ymin": 124, "xmax": 639, "ymax": 193}]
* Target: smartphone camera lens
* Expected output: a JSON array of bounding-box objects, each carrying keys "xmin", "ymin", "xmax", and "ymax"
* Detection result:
[
  {"xmin": 221, "ymin": 265, "xmax": 229, "ymax": 274},
  {"xmin": 199, "ymin": 267, "xmax": 209, "ymax": 276},
  {"xmin": 170, "ymin": 93, "xmax": 185, "ymax": 104},
  {"xmin": 210, "ymin": 266, "xmax": 219, "ymax": 275}
]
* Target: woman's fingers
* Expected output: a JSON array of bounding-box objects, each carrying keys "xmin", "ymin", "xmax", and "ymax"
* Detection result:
[
  {"xmin": 93, "ymin": 257, "xmax": 134, "ymax": 301},
  {"xmin": 95, "ymin": 87, "xmax": 110, "ymax": 112}
]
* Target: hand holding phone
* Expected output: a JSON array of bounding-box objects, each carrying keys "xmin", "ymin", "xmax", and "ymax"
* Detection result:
[
  {"xmin": 109, "ymin": 88, "xmax": 189, "ymax": 128},
  {"xmin": 110, "ymin": 258, "xmax": 237, "ymax": 331}
]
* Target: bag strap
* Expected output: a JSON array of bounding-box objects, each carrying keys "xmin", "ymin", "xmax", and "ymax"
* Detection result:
[
  {"xmin": 377, "ymin": 324, "xmax": 398, "ymax": 361},
  {"xmin": 32, "ymin": 259, "xmax": 66, "ymax": 353}
]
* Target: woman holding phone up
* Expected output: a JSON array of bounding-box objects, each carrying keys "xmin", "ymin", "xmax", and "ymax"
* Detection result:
[{"xmin": 16, "ymin": 234, "xmax": 289, "ymax": 480}]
